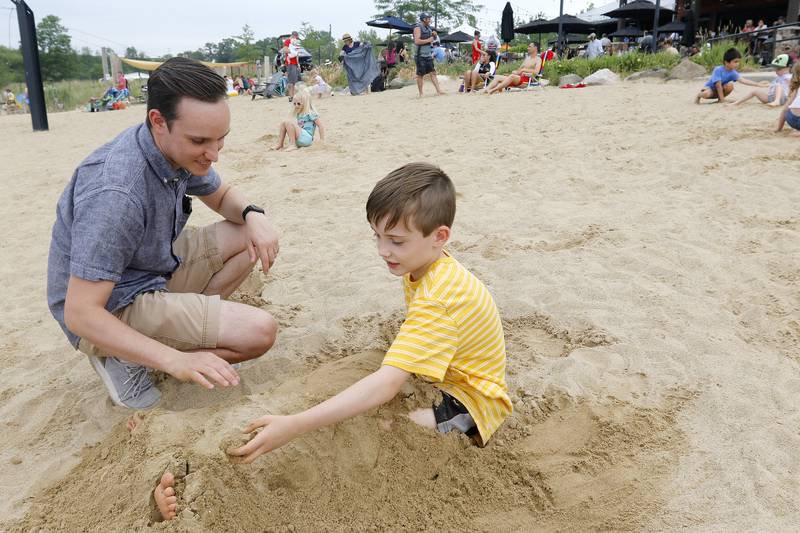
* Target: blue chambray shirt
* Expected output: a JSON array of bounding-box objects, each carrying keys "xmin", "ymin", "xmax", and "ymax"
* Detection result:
[{"xmin": 47, "ymin": 123, "xmax": 221, "ymax": 348}]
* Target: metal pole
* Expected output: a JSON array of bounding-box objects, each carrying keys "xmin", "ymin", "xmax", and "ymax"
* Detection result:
[
  {"xmin": 12, "ymin": 0, "xmax": 47, "ymax": 131},
  {"xmin": 652, "ymin": 0, "xmax": 661, "ymax": 52},
  {"xmin": 557, "ymin": 0, "xmax": 564, "ymax": 56}
]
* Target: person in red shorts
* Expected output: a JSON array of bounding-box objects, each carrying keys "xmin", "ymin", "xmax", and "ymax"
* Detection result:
[
  {"xmin": 486, "ymin": 43, "xmax": 542, "ymax": 94},
  {"xmin": 283, "ymin": 31, "xmax": 301, "ymax": 102}
]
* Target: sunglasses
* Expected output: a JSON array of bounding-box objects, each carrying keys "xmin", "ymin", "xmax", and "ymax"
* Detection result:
[{"xmin": 294, "ymin": 101, "xmax": 302, "ymax": 106}]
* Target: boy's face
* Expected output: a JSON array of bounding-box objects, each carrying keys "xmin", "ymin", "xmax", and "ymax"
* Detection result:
[
  {"xmin": 371, "ymin": 216, "xmax": 449, "ymax": 281},
  {"xmin": 724, "ymin": 58, "xmax": 741, "ymax": 70}
]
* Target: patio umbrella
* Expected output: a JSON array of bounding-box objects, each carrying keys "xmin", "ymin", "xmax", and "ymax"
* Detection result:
[
  {"xmin": 609, "ymin": 27, "xmax": 644, "ymax": 39},
  {"xmin": 591, "ymin": 18, "xmax": 621, "ymax": 35},
  {"xmin": 365, "ymin": 16, "xmax": 414, "ymax": 33},
  {"xmin": 439, "ymin": 31, "xmax": 473, "ymax": 43},
  {"xmin": 514, "ymin": 14, "xmax": 593, "ymax": 35},
  {"xmin": 603, "ymin": 0, "xmax": 673, "ymax": 26},
  {"xmin": 547, "ymin": 33, "xmax": 589, "ymax": 45},
  {"xmin": 656, "ymin": 20, "xmax": 685, "ymax": 33},
  {"xmin": 501, "ymin": 2, "xmax": 514, "ymax": 43}
]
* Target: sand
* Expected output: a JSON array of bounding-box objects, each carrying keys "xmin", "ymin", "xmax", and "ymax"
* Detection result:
[{"xmin": 1, "ymin": 76, "xmax": 799, "ymax": 532}]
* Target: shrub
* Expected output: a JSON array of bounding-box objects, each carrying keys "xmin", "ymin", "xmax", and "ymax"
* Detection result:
[
  {"xmin": 690, "ymin": 39, "xmax": 759, "ymax": 72},
  {"xmin": 541, "ymin": 51, "xmax": 681, "ymax": 84}
]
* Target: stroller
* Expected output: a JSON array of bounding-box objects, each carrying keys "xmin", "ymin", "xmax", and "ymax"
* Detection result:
[{"xmin": 251, "ymin": 71, "xmax": 288, "ymax": 100}]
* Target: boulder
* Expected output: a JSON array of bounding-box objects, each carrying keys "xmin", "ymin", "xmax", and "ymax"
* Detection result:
[
  {"xmin": 668, "ymin": 58, "xmax": 707, "ymax": 80},
  {"xmin": 388, "ymin": 77, "xmax": 414, "ymax": 89},
  {"xmin": 559, "ymin": 74, "xmax": 583, "ymax": 86},
  {"xmin": 625, "ymin": 68, "xmax": 668, "ymax": 81},
  {"xmin": 583, "ymin": 68, "xmax": 621, "ymax": 86}
]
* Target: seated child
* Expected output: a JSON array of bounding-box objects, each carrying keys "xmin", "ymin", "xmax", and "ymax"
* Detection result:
[
  {"xmin": 696, "ymin": 47, "xmax": 768, "ymax": 104},
  {"xmin": 228, "ymin": 163, "xmax": 513, "ymax": 463},
  {"xmin": 731, "ymin": 54, "xmax": 793, "ymax": 107},
  {"xmin": 309, "ymin": 69, "xmax": 332, "ymax": 99},
  {"xmin": 272, "ymin": 89, "xmax": 325, "ymax": 151},
  {"xmin": 775, "ymin": 62, "xmax": 800, "ymax": 136}
]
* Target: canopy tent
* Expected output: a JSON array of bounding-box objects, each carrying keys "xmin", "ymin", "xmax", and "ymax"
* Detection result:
[
  {"xmin": 365, "ymin": 16, "xmax": 414, "ymax": 34},
  {"xmin": 439, "ymin": 30, "xmax": 473, "ymax": 43},
  {"xmin": 514, "ymin": 14, "xmax": 593, "ymax": 35},
  {"xmin": 656, "ymin": 20, "xmax": 686, "ymax": 33},
  {"xmin": 120, "ymin": 57, "xmax": 250, "ymax": 71}
]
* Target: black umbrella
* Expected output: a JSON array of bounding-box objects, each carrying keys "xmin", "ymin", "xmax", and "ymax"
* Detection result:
[
  {"xmin": 515, "ymin": 14, "xmax": 593, "ymax": 35},
  {"xmin": 591, "ymin": 18, "xmax": 621, "ymax": 34},
  {"xmin": 365, "ymin": 16, "xmax": 414, "ymax": 32},
  {"xmin": 501, "ymin": 2, "xmax": 515, "ymax": 43},
  {"xmin": 609, "ymin": 27, "xmax": 644, "ymax": 39},
  {"xmin": 439, "ymin": 31, "xmax": 473, "ymax": 43},
  {"xmin": 603, "ymin": 0, "xmax": 673, "ymax": 25},
  {"xmin": 547, "ymin": 33, "xmax": 590, "ymax": 45},
  {"xmin": 656, "ymin": 20, "xmax": 686, "ymax": 33}
]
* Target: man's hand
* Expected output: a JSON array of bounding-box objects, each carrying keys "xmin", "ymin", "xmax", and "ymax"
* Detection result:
[
  {"xmin": 431, "ymin": 30, "xmax": 437, "ymax": 37},
  {"xmin": 227, "ymin": 415, "xmax": 301, "ymax": 463},
  {"xmin": 165, "ymin": 351, "xmax": 240, "ymax": 389},
  {"xmin": 244, "ymin": 214, "xmax": 280, "ymax": 273}
]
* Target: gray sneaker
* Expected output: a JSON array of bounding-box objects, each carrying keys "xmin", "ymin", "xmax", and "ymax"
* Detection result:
[{"xmin": 87, "ymin": 356, "xmax": 162, "ymax": 409}]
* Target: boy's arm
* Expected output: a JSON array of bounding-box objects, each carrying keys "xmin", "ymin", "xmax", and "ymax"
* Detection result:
[
  {"xmin": 228, "ymin": 365, "xmax": 410, "ymax": 463},
  {"xmin": 738, "ymin": 78, "xmax": 769, "ymax": 88}
]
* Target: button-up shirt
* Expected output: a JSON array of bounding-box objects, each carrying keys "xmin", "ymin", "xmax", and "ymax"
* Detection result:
[{"xmin": 47, "ymin": 123, "xmax": 221, "ymax": 347}]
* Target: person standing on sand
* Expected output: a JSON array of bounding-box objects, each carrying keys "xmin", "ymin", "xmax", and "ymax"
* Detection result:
[
  {"xmin": 47, "ymin": 58, "xmax": 280, "ymax": 417},
  {"xmin": 413, "ymin": 12, "xmax": 444, "ymax": 97}
]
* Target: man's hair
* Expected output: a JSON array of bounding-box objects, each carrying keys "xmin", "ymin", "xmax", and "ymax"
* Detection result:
[
  {"xmin": 366, "ymin": 162, "xmax": 456, "ymax": 236},
  {"xmin": 146, "ymin": 57, "xmax": 226, "ymax": 130},
  {"xmin": 723, "ymin": 47, "xmax": 741, "ymax": 63},
  {"xmin": 474, "ymin": 30, "xmax": 480, "ymax": 36}
]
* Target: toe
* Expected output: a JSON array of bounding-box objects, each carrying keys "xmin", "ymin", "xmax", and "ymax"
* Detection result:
[
  {"xmin": 166, "ymin": 495, "xmax": 177, "ymax": 505},
  {"xmin": 164, "ymin": 487, "xmax": 175, "ymax": 497},
  {"xmin": 160, "ymin": 471, "xmax": 174, "ymax": 488}
]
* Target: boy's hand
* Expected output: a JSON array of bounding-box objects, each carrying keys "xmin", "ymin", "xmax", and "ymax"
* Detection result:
[{"xmin": 227, "ymin": 414, "xmax": 301, "ymax": 463}]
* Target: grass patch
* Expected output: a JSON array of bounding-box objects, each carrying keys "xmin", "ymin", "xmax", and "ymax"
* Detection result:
[
  {"xmin": 8, "ymin": 78, "xmax": 147, "ymax": 113},
  {"xmin": 691, "ymin": 39, "xmax": 759, "ymax": 72},
  {"xmin": 541, "ymin": 51, "xmax": 681, "ymax": 85}
]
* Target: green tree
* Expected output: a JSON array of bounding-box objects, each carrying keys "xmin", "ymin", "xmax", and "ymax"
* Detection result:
[
  {"xmin": 37, "ymin": 15, "xmax": 77, "ymax": 81},
  {"xmin": 125, "ymin": 46, "xmax": 146, "ymax": 59},
  {"xmin": 299, "ymin": 23, "xmax": 335, "ymax": 64},
  {"xmin": 357, "ymin": 29, "xmax": 382, "ymax": 46},
  {"xmin": 234, "ymin": 25, "xmax": 260, "ymax": 61},
  {"xmin": 373, "ymin": 0, "xmax": 482, "ymax": 28},
  {"xmin": 0, "ymin": 45, "xmax": 25, "ymax": 87}
]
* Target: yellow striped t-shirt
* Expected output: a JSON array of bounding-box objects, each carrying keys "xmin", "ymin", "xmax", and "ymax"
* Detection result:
[{"xmin": 382, "ymin": 253, "xmax": 512, "ymax": 444}]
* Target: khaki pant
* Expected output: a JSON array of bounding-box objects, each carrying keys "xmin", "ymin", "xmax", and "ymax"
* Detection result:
[{"xmin": 79, "ymin": 224, "xmax": 224, "ymax": 355}]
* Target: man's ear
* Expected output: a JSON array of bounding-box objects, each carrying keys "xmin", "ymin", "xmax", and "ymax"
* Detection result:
[
  {"xmin": 148, "ymin": 109, "xmax": 168, "ymax": 133},
  {"xmin": 433, "ymin": 225, "xmax": 451, "ymax": 247}
]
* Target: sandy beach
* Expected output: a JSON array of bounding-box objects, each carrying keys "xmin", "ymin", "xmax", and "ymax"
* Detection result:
[{"xmin": 0, "ymin": 76, "xmax": 799, "ymax": 531}]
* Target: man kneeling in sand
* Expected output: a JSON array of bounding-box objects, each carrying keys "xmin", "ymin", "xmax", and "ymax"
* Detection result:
[
  {"xmin": 486, "ymin": 43, "xmax": 542, "ymax": 94},
  {"xmin": 46, "ymin": 58, "xmax": 279, "ymax": 520}
]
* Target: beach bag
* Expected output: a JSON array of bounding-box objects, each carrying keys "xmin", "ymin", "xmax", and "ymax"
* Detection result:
[{"xmin": 371, "ymin": 74, "xmax": 385, "ymax": 92}]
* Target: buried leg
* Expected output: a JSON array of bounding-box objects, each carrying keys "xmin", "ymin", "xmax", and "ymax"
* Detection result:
[
  {"xmin": 153, "ymin": 472, "xmax": 178, "ymax": 521},
  {"xmin": 408, "ymin": 407, "xmax": 437, "ymax": 428}
]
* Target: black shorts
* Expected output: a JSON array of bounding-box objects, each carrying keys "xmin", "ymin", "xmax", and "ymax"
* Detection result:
[
  {"xmin": 433, "ymin": 391, "xmax": 478, "ymax": 437},
  {"xmin": 415, "ymin": 56, "xmax": 435, "ymax": 76}
]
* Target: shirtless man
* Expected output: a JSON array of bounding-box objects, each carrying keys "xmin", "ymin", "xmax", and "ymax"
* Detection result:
[{"xmin": 486, "ymin": 43, "xmax": 542, "ymax": 94}]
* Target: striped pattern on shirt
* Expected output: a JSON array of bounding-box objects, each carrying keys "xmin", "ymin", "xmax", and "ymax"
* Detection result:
[{"xmin": 382, "ymin": 254, "xmax": 512, "ymax": 444}]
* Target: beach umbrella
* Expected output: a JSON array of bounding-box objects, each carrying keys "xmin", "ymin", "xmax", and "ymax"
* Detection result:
[
  {"xmin": 547, "ymin": 33, "xmax": 590, "ymax": 45},
  {"xmin": 365, "ymin": 16, "xmax": 414, "ymax": 33},
  {"xmin": 591, "ymin": 18, "xmax": 621, "ymax": 35},
  {"xmin": 439, "ymin": 31, "xmax": 473, "ymax": 43},
  {"xmin": 602, "ymin": 0, "xmax": 673, "ymax": 26},
  {"xmin": 501, "ymin": 2, "xmax": 514, "ymax": 43},
  {"xmin": 656, "ymin": 20, "xmax": 685, "ymax": 33}
]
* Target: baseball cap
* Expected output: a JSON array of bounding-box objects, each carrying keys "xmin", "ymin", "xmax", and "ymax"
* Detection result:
[
  {"xmin": 771, "ymin": 54, "xmax": 792, "ymax": 68},
  {"xmin": 291, "ymin": 31, "xmax": 299, "ymax": 37},
  {"xmin": 419, "ymin": 12, "xmax": 431, "ymax": 21}
]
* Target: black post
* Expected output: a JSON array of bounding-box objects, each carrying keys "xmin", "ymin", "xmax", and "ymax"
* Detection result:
[
  {"xmin": 652, "ymin": 0, "xmax": 661, "ymax": 53},
  {"xmin": 557, "ymin": 0, "xmax": 564, "ymax": 56},
  {"xmin": 12, "ymin": 0, "xmax": 47, "ymax": 131},
  {"xmin": 434, "ymin": 0, "xmax": 438, "ymax": 28}
]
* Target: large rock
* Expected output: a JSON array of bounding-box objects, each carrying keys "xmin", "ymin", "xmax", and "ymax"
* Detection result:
[
  {"xmin": 559, "ymin": 74, "xmax": 583, "ymax": 86},
  {"xmin": 668, "ymin": 58, "xmax": 707, "ymax": 80},
  {"xmin": 625, "ymin": 68, "xmax": 668, "ymax": 81},
  {"xmin": 388, "ymin": 77, "xmax": 414, "ymax": 89},
  {"xmin": 583, "ymin": 68, "xmax": 621, "ymax": 86}
]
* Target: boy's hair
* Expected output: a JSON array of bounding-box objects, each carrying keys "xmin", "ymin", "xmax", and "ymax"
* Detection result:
[
  {"xmin": 146, "ymin": 57, "xmax": 226, "ymax": 130},
  {"xmin": 366, "ymin": 163, "xmax": 456, "ymax": 236},
  {"xmin": 723, "ymin": 47, "xmax": 742, "ymax": 63}
]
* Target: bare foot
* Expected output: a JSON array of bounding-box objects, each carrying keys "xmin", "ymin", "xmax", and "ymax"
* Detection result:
[
  {"xmin": 284, "ymin": 145, "xmax": 298, "ymax": 152},
  {"xmin": 408, "ymin": 408, "xmax": 437, "ymax": 429},
  {"xmin": 153, "ymin": 472, "xmax": 178, "ymax": 521},
  {"xmin": 791, "ymin": 130, "xmax": 800, "ymax": 137},
  {"xmin": 126, "ymin": 412, "xmax": 144, "ymax": 433}
]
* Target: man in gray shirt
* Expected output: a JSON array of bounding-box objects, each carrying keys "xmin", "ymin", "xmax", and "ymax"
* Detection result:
[
  {"xmin": 413, "ymin": 12, "xmax": 445, "ymax": 97},
  {"xmin": 47, "ymin": 58, "xmax": 279, "ymax": 419}
]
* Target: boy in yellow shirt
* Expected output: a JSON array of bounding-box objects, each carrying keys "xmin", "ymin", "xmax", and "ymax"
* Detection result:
[{"xmin": 229, "ymin": 162, "xmax": 512, "ymax": 463}]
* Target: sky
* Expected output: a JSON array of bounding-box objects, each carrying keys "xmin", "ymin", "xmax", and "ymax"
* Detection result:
[{"xmin": 2, "ymin": 0, "xmax": 598, "ymax": 56}]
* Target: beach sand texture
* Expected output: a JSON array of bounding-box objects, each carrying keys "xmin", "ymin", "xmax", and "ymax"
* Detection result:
[{"xmin": 1, "ymin": 78, "xmax": 799, "ymax": 531}]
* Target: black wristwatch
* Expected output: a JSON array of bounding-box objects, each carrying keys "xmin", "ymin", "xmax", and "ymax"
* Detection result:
[{"xmin": 242, "ymin": 204, "xmax": 265, "ymax": 221}]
